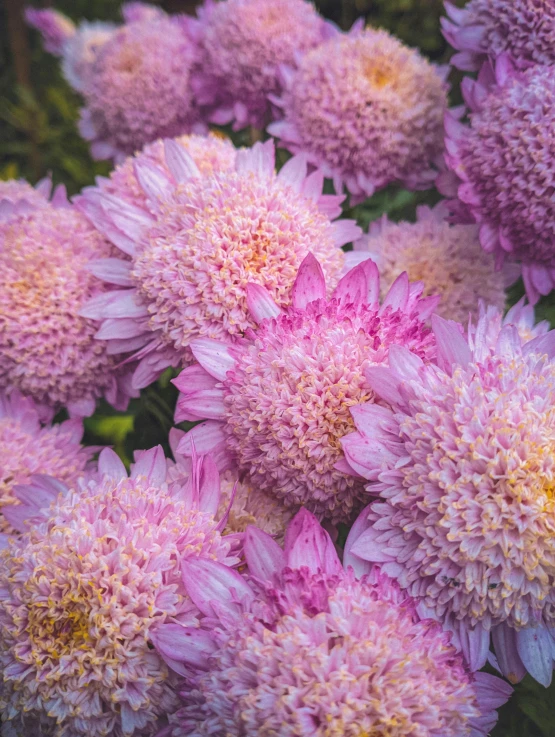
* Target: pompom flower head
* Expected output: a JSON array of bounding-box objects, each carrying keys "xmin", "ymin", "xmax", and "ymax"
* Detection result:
[
  {"xmin": 440, "ymin": 56, "xmax": 555, "ymax": 304},
  {"xmin": 269, "ymin": 25, "xmax": 448, "ymax": 201},
  {"xmin": 194, "ymin": 0, "xmax": 330, "ymax": 130},
  {"xmin": 354, "ymin": 203, "xmax": 511, "ymax": 323},
  {"xmin": 153, "ymin": 509, "xmax": 511, "ymax": 737},
  {"xmin": 442, "ymin": 0, "xmax": 555, "ymax": 71},
  {"xmin": 175, "ymin": 254, "xmax": 438, "ymax": 524},
  {"xmin": 78, "ymin": 8, "xmax": 202, "ymax": 161},
  {"xmin": 78, "ymin": 140, "xmax": 359, "ymax": 391},
  {"xmin": 0, "ymin": 188, "xmax": 134, "ymax": 416},
  {"xmin": 0, "ymin": 446, "xmax": 241, "ymax": 737},
  {"xmin": 343, "ymin": 307, "xmax": 555, "ymax": 685},
  {"xmin": 0, "ymin": 390, "xmax": 91, "ymax": 535}
]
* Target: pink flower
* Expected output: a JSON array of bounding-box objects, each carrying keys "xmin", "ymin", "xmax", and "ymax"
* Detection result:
[
  {"xmin": 25, "ymin": 7, "xmax": 76, "ymax": 55},
  {"xmin": 0, "ymin": 189, "xmax": 135, "ymax": 416},
  {"xmin": 343, "ymin": 307, "xmax": 555, "ymax": 685},
  {"xmin": 153, "ymin": 509, "xmax": 511, "ymax": 737},
  {"xmin": 269, "ymin": 26, "xmax": 448, "ymax": 201},
  {"xmin": 0, "ymin": 390, "xmax": 92, "ymax": 535},
  {"xmin": 0, "ymin": 446, "xmax": 240, "ymax": 737},
  {"xmin": 0, "ymin": 177, "xmax": 51, "ymax": 222},
  {"xmin": 442, "ymin": 0, "xmax": 555, "ymax": 71},
  {"xmin": 193, "ymin": 0, "xmax": 330, "ymax": 130},
  {"xmin": 354, "ymin": 203, "xmax": 514, "ymax": 324},
  {"xmin": 439, "ymin": 56, "xmax": 555, "ymax": 304},
  {"xmin": 175, "ymin": 254, "xmax": 438, "ymax": 524},
  {"xmin": 78, "ymin": 140, "xmax": 358, "ymax": 391}
]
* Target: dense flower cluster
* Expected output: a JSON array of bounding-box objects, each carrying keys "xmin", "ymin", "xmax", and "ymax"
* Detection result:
[{"xmin": 7, "ymin": 1, "xmax": 555, "ymax": 733}]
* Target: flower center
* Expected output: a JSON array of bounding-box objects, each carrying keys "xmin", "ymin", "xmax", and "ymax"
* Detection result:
[{"xmin": 28, "ymin": 591, "xmax": 92, "ymax": 662}]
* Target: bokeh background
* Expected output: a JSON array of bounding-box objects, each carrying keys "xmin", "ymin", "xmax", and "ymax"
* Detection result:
[{"xmin": 1, "ymin": 2, "xmax": 554, "ymax": 734}]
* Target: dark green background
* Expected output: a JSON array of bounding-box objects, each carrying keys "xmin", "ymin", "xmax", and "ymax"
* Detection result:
[{"xmin": 0, "ymin": 1, "xmax": 553, "ymax": 734}]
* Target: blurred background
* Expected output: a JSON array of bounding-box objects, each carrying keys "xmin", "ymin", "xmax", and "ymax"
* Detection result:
[{"xmin": 1, "ymin": 3, "xmax": 555, "ymax": 734}]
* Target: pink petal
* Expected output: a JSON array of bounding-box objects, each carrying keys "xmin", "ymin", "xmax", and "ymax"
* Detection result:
[
  {"xmin": 190, "ymin": 338, "xmax": 236, "ymax": 381},
  {"xmin": 75, "ymin": 192, "xmax": 137, "ymax": 256},
  {"xmin": 87, "ymin": 258, "xmax": 133, "ymax": 286},
  {"xmin": 98, "ymin": 194, "xmax": 154, "ymax": 245},
  {"xmin": 246, "ymin": 283, "xmax": 282, "ymax": 324},
  {"xmin": 164, "ymin": 138, "xmax": 201, "ymax": 183},
  {"xmin": 523, "ymin": 332, "xmax": 555, "ymax": 360},
  {"xmin": 432, "ymin": 314, "xmax": 471, "ymax": 372},
  {"xmin": 516, "ymin": 626, "xmax": 554, "ymax": 687},
  {"xmin": 474, "ymin": 672, "xmax": 512, "ymax": 710},
  {"xmin": 458, "ymin": 622, "xmax": 490, "ymax": 671},
  {"xmin": 235, "ymin": 140, "xmax": 275, "ymax": 179},
  {"xmin": 197, "ymin": 454, "xmax": 222, "ymax": 515},
  {"xmin": 364, "ymin": 366, "xmax": 403, "ymax": 407},
  {"xmin": 277, "ymin": 154, "xmax": 308, "ymax": 191},
  {"xmin": 380, "ymin": 272, "xmax": 409, "ymax": 312},
  {"xmin": 95, "ymin": 317, "xmax": 147, "ymax": 340},
  {"xmin": 98, "ymin": 448, "xmax": 127, "ymax": 481},
  {"xmin": 244, "ymin": 526, "xmax": 285, "ymax": 581},
  {"xmin": 80, "ymin": 290, "xmax": 148, "ymax": 320},
  {"xmin": 343, "ymin": 505, "xmax": 374, "ymax": 577},
  {"xmin": 333, "ymin": 259, "xmax": 380, "ymax": 306},
  {"xmin": 349, "ymin": 527, "xmax": 395, "ymax": 563},
  {"xmin": 284, "ymin": 508, "xmax": 342, "ymax": 576},
  {"xmin": 176, "ymin": 388, "xmax": 226, "ymax": 421},
  {"xmin": 133, "ymin": 159, "xmax": 174, "ymax": 205},
  {"xmin": 130, "ymin": 445, "xmax": 167, "ymax": 484},
  {"xmin": 150, "ymin": 623, "xmax": 215, "ymax": 671},
  {"xmin": 491, "ymin": 624, "xmax": 527, "ymax": 684},
  {"xmin": 182, "ymin": 558, "xmax": 254, "ymax": 621},
  {"xmin": 329, "ymin": 219, "xmax": 363, "ymax": 247},
  {"xmin": 176, "ymin": 421, "xmax": 227, "ymax": 458},
  {"xmin": 291, "ymin": 254, "xmax": 326, "ymax": 309}
]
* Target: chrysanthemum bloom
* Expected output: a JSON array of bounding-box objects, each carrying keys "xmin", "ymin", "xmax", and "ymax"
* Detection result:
[
  {"xmin": 268, "ymin": 26, "xmax": 448, "ymax": 201},
  {"xmin": 79, "ymin": 140, "xmax": 358, "ymax": 390},
  {"xmin": 441, "ymin": 0, "xmax": 555, "ymax": 71},
  {"xmin": 175, "ymin": 254, "xmax": 438, "ymax": 523},
  {"xmin": 354, "ymin": 204, "xmax": 512, "ymax": 324},
  {"xmin": 168, "ymin": 428, "xmax": 294, "ymax": 541},
  {"xmin": 78, "ymin": 11, "xmax": 202, "ymax": 161},
  {"xmin": 0, "ymin": 192, "xmax": 134, "ymax": 416},
  {"xmin": 153, "ymin": 509, "xmax": 511, "ymax": 737},
  {"xmin": 0, "ymin": 179, "xmax": 48, "ymax": 211},
  {"xmin": 439, "ymin": 56, "xmax": 555, "ymax": 304},
  {"xmin": 89, "ymin": 132, "xmax": 238, "ymax": 215},
  {"xmin": 25, "ymin": 8, "xmax": 76, "ymax": 55},
  {"xmin": 342, "ymin": 308, "xmax": 555, "ymax": 685},
  {"xmin": 0, "ymin": 446, "xmax": 241, "ymax": 737},
  {"xmin": 193, "ymin": 0, "xmax": 330, "ymax": 130},
  {"xmin": 0, "ymin": 390, "xmax": 91, "ymax": 535}
]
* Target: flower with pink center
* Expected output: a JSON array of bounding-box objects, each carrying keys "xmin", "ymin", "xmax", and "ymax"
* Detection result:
[
  {"xmin": 193, "ymin": 0, "xmax": 330, "ymax": 130},
  {"xmin": 0, "ymin": 390, "xmax": 92, "ymax": 535},
  {"xmin": 168, "ymin": 428, "xmax": 294, "ymax": 542},
  {"xmin": 78, "ymin": 140, "xmax": 358, "ymax": 391},
  {"xmin": 354, "ymin": 203, "xmax": 514, "ymax": 324},
  {"xmin": 153, "ymin": 509, "xmax": 511, "ymax": 737},
  {"xmin": 0, "ymin": 177, "xmax": 51, "ymax": 222},
  {"xmin": 77, "ymin": 8, "xmax": 202, "ymax": 161},
  {"xmin": 25, "ymin": 7, "xmax": 76, "ymax": 55},
  {"xmin": 439, "ymin": 56, "xmax": 555, "ymax": 304},
  {"xmin": 269, "ymin": 26, "xmax": 448, "ymax": 201},
  {"xmin": 442, "ymin": 0, "xmax": 555, "ymax": 71},
  {"xmin": 90, "ymin": 132, "xmax": 238, "ymax": 214},
  {"xmin": 0, "ymin": 446, "xmax": 241, "ymax": 737},
  {"xmin": 0, "ymin": 190, "xmax": 135, "ymax": 416},
  {"xmin": 174, "ymin": 254, "xmax": 438, "ymax": 524},
  {"xmin": 342, "ymin": 308, "xmax": 555, "ymax": 685}
]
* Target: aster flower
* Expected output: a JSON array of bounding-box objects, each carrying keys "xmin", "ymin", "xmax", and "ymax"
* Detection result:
[
  {"xmin": 78, "ymin": 140, "xmax": 359, "ymax": 391},
  {"xmin": 0, "ymin": 190, "xmax": 134, "ymax": 416},
  {"xmin": 354, "ymin": 203, "xmax": 513, "ymax": 324},
  {"xmin": 168, "ymin": 428, "xmax": 294, "ymax": 542},
  {"xmin": 268, "ymin": 26, "xmax": 448, "ymax": 201},
  {"xmin": 0, "ymin": 390, "xmax": 92, "ymax": 535},
  {"xmin": 152, "ymin": 509, "xmax": 511, "ymax": 737},
  {"xmin": 342, "ymin": 308, "xmax": 555, "ymax": 685},
  {"xmin": 25, "ymin": 8, "xmax": 76, "ymax": 55},
  {"xmin": 439, "ymin": 56, "xmax": 555, "ymax": 304},
  {"xmin": 91, "ymin": 132, "xmax": 238, "ymax": 213},
  {"xmin": 0, "ymin": 177, "xmax": 51, "ymax": 222},
  {"xmin": 0, "ymin": 446, "xmax": 241, "ymax": 737},
  {"xmin": 78, "ymin": 8, "xmax": 201, "ymax": 161},
  {"xmin": 175, "ymin": 254, "xmax": 438, "ymax": 524},
  {"xmin": 442, "ymin": 0, "xmax": 555, "ymax": 71},
  {"xmin": 193, "ymin": 0, "xmax": 330, "ymax": 130}
]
